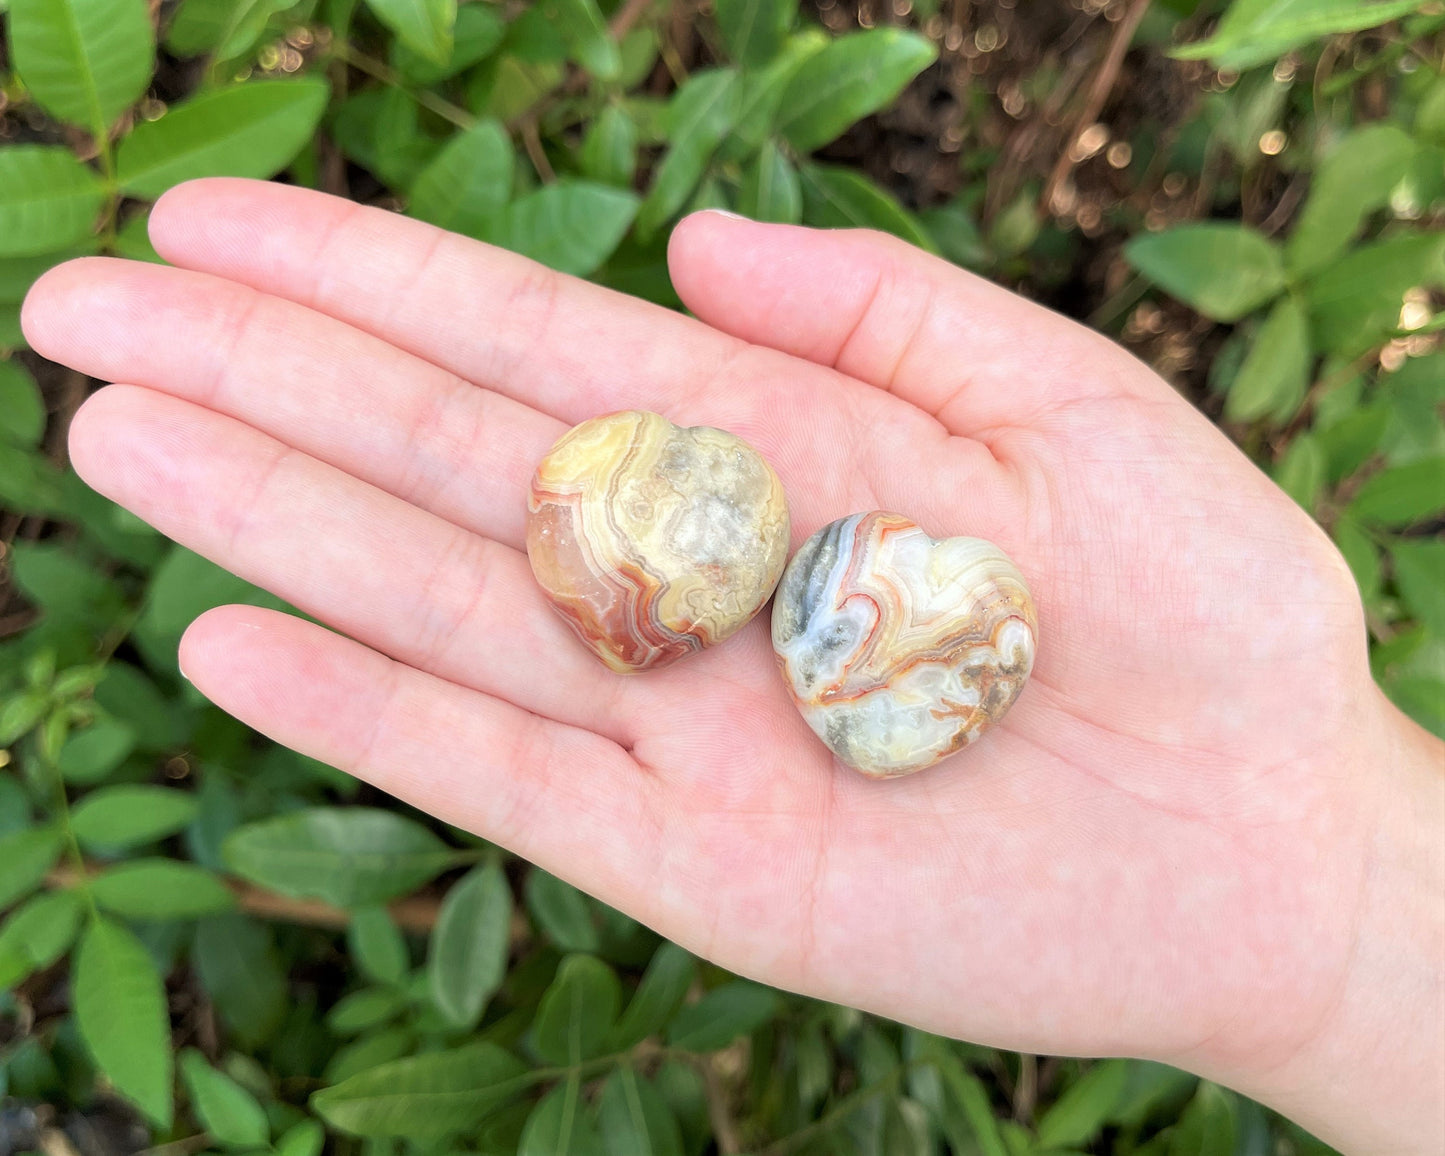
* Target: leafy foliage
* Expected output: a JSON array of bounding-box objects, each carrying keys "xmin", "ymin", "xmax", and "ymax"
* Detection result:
[{"xmin": 0, "ymin": 0, "xmax": 1440, "ymax": 1150}]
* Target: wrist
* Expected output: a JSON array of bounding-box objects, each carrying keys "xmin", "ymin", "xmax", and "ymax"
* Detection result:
[{"xmin": 1201, "ymin": 690, "xmax": 1444, "ymax": 1154}]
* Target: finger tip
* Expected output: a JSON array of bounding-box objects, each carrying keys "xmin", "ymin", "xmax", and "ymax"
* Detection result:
[
  {"xmin": 179, "ymin": 604, "xmax": 278, "ymax": 685},
  {"xmin": 150, "ymin": 177, "xmax": 266, "ymax": 260},
  {"xmin": 20, "ymin": 257, "xmax": 99, "ymax": 357},
  {"xmin": 668, "ymin": 210, "xmax": 759, "ymax": 307},
  {"xmin": 66, "ymin": 385, "xmax": 133, "ymax": 491}
]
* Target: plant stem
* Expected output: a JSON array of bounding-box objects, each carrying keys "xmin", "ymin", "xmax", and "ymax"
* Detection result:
[
  {"xmin": 326, "ymin": 40, "xmax": 475, "ymax": 130},
  {"xmin": 755, "ymin": 1063, "xmax": 918, "ymax": 1156},
  {"xmin": 44, "ymin": 751, "xmax": 97, "ymax": 917}
]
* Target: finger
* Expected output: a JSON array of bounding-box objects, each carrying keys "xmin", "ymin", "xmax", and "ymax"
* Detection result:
[
  {"xmin": 667, "ymin": 212, "xmax": 1163, "ymax": 436},
  {"xmin": 179, "ymin": 605, "xmax": 662, "ymax": 910},
  {"xmin": 70, "ymin": 386, "xmax": 632, "ymax": 742},
  {"xmin": 144, "ymin": 181, "xmax": 1014, "ymax": 545},
  {"xmin": 146, "ymin": 179, "xmax": 745, "ymax": 425},
  {"xmin": 23, "ymin": 257, "xmax": 563, "ymax": 551}
]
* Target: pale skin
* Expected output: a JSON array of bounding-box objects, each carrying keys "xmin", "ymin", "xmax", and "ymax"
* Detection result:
[{"xmin": 21, "ymin": 179, "xmax": 1443, "ymax": 1153}]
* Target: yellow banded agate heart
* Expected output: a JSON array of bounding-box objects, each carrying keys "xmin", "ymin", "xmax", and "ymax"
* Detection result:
[
  {"xmin": 527, "ymin": 411, "xmax": 790, "ymax": 673},
  {"xmin": 772, "ymin": 511, "xmax": 1037, "ymax": 778}
]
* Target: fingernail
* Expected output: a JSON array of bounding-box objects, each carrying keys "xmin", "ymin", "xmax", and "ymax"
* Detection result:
[{"xmin": 700, "ymin": 208, "xmax": 749, "ymax": 222}]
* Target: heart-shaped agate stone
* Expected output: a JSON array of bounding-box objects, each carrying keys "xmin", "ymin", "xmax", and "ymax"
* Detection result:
[
  {"xmin": 527, "ymin": 410, "xmax": 789, "ymax": 673},
  {"xmin": 772, "ymin": 511, "xmax": 1037, "ymax": 778}
]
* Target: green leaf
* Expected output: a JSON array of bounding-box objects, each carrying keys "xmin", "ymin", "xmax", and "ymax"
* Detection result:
[
  {"xmin": 9, "ymin": 0, "xmax": 155, "ymax": 132},
  {"xmin": 1387, "ymin": 674, "xmax": 1445, "ymax": 737},
  {"xmin": 71, "ymin": 785, "xmax": 199, "ymax": 851},
  {"xmin": 1174, "ymin": 0, "xmax": 1426, "ymax": 70},
  {"xmin": 0, "ymin": 774, "xmax": 32, "ymax": 837},
  {"xmin": 478, "ymin": 56, "xmax": 565, "ymax": 122},
  {"xmin": 597, "ymin": 1067, "xmax": 684, "ymax": 1156},
  {"xmin": 1318, "ymin": 403, "xmax": 1390, "ymax": 484},
  {"xmin": 525, "ymin": 868, "xmax": 600, "ymax": 952},
  {"xmin": 273, "ymin": 1119, "xmax": 325, "ymax": 1156},
  {"xmin": 223, "ymin": 807, "xmax": 457, "ymax": 906},
  {"xmin": 635, "ymin": 69, "xmax": 741, "ymax": 238},
  {"xmin": 935, "ymin": 1054, "xmax": 1008, "ymax": 1156},
  {"xmin": 1273, "ymin": 431, "xmax": 1325, "ymax": 513},
  {"xmin": 73, "ymin": 916, "xmax": 174, "ymax": 1127},
  {"xmin": 166, "ymin": 0, "xmax": 297, "ymax": 62},
  {"xmin": 1107, "ymin": 1062, "xmax": 1197, "ymax": 1129},
  {"xmin": 777, "ymin": 29, "xmax": 937, "ymax": 153},
  {"xmin": 0, "ymin": 305, "xmax": 22, "ymax": 351},
  {"xmin": 719, "ymin": 29, "xmax": 828, "ymax": 162},
  {"xmin": 57, "ymin": 717, "xmax": 138, "ymax": 785},
  {"xmin": 428, "ymin": 861, "xmax": 512, "ymax": 1029},
  {"xmin": 1333, "ymin": 517, "xmax": 1381, "ymax": 604},
  {"xmin": 1125, "ymin": 224, "xmax": 1285, "ymax": 323},
  {"xmin": 0, "ymin": 824, "xmax": 63, "ymax": 908},
  {"xmin": 348, "ymin": 905, "xmax": 409, "ymax": 986},
  {"xmin": 1036, "ymin": 1059, "xmax": 1130, "ymax": 1147},
  {"xmin": 921, "ymin": 197, "xmax": 988, "ymax": 268},
  {"xmin": 0, "ymin": 889, "xmax": 84, "ymax": 989},
  {"xmin": 116, "ymin": 78, "xmax": 331, "ymax": 198},
  {"xmin": 1168, "ymin": 1082, "xmax": 1236, "ymax": 1156},
  {"xmin": 364, "ymin": 0, "xmax": 456, "ymax": 63},
  {"xmin": 326, "ymin": 986, "xmax": 406, "ymax": 1033},
  {"xmin": 1347, "ymin": 457, "xmax": 1445, "ymax": 527},
  {"xmin": 10, "ymin": 541, "xmax": 127, "ymax": 631},
  {"xmin": 1417, "ymin": 76, "xmax": 1445, "ymax": 146},
  {"xmin": 532, "ymin": 954, "xmax": 622, "ymax": 1065},
  {"xmin": 194, "ymin": 913, "xmax": 288, "ymax": 1048},
  {"xmin": 332, "ymin": 86, "xmax": 441, "ymax": 189},
  {"xmin": 1392, "ymin": 539, "xmax": 1445, "ymax": 636},
  {"xmin": 543, "ymin": 0, "xmax": 619, "ymax": 80},
  {"xmin": 0, "ymin": 146, "xmax": 106, "ymax": 258},
  {"xmin": 133, "ymin": 545, "xmax": 290, "ymax": 677},
  {"xmin": 580, "ymin": 104, "xmax": 639, "ymax": 188},
  {"xmin": 665, "ymin": 981, "xmax": 779, "ymax": 1052},
  {"xmin": 799, "ymin": 162, "xmax": 935, "ymax": 251},
  {"xmin": 92, "ymin": 858, "xmax": 235, "ymax": 919},
  {"xmin": 311, "ymin": 1043, "xmax": 531, "ymax": 1138},
  {"xmin": 93, "ymin": 662, "xmax": 187, "ymax": 752},
  {"xmin": 481, "ymin": 180, "xmax": 638, "ymax": 277},
  {"xmin": 407, "ymin": 119, "xmax": 514, "ymax": 236},
  {"xmin": 0, "ymin": 361, "xmax": 45, "ymax": 447},
  {"xmin": 715, "ymin": 0, "xmax": 798, "ymax": 67},
  {"xmin": 520, "ymin": 1078, "xmax": 604, "ymax": 1156},
  {"xmin": 1306, "ymin": 233, "xmax": 1445, "ymax": 357},
  {"xmin": 0, "ymin": 690, "xmax": 48, "ymax": 746},
  {"xmin": 606, "ymin": 941, "xmax": 696, "ymax": 1050},
  {"xmin": 1286, "ymin": 125, "xmax": 1417, "ymax": 279},
  {"xmin": 180, "ymin": 1048, "xmax": 270, "ymax": 1148},
  {"xmin": 392, "ymin": 1, "xmax": 504, "ymax": 83},
  {"xmin": 323, "ymin": 1026, "xmax": 415, "ymax": 1084},
  {"xmin": 738, "ymin": 139, "xmax": 802, "ymax": 224},
  {"xmin": 1224, "ymin": 295, "xmax": 1310, "ymax": 423}
]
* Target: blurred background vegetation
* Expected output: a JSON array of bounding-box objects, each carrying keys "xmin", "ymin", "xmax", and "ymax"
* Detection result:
[{"xmin": 1, "ymin": 0, "xmax": 1442, "ymax": 1153}]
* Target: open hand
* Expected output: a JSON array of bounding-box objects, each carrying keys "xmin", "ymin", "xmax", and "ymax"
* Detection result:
[{"xmin": 22, "ymin": 180, "xmax": 1436, "ymax": 1151}]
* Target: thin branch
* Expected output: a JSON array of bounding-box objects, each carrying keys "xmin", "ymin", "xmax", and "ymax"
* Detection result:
[
  {"xmin": 47, "ymin": 862, "xmax": 447, "ymax": 933},
  {"xmin": 608, "ymin": 0, "xmax": 655, "ymax": 41},
  {"xmin": 521, "ymin": 115, "xmax": 557, "ymax": 183},
  {"xmin": 701, "ymin": 1054, "xmax": 743, "ymax": 1156},
  {"xmin": 328, "ymin": 41, "xmax": 475, "ymax": 131},
  {"xmin": 1040, "ymin": 0, "xmax": 1152, "ymax": 218},
  {"xmin": 757, "ymin": 1065, "xmax": 913, "ymax": 1156}
]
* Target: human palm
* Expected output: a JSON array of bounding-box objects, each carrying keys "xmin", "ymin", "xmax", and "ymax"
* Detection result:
[{"xmin": 24, "ymin": 179, "xmax": 1382, "ymax": 1082}]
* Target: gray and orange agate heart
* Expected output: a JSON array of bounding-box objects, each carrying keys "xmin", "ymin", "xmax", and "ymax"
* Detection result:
[{"xmin": 772, "ymin": 511, "xmax": 1037, "ymax": 778}]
